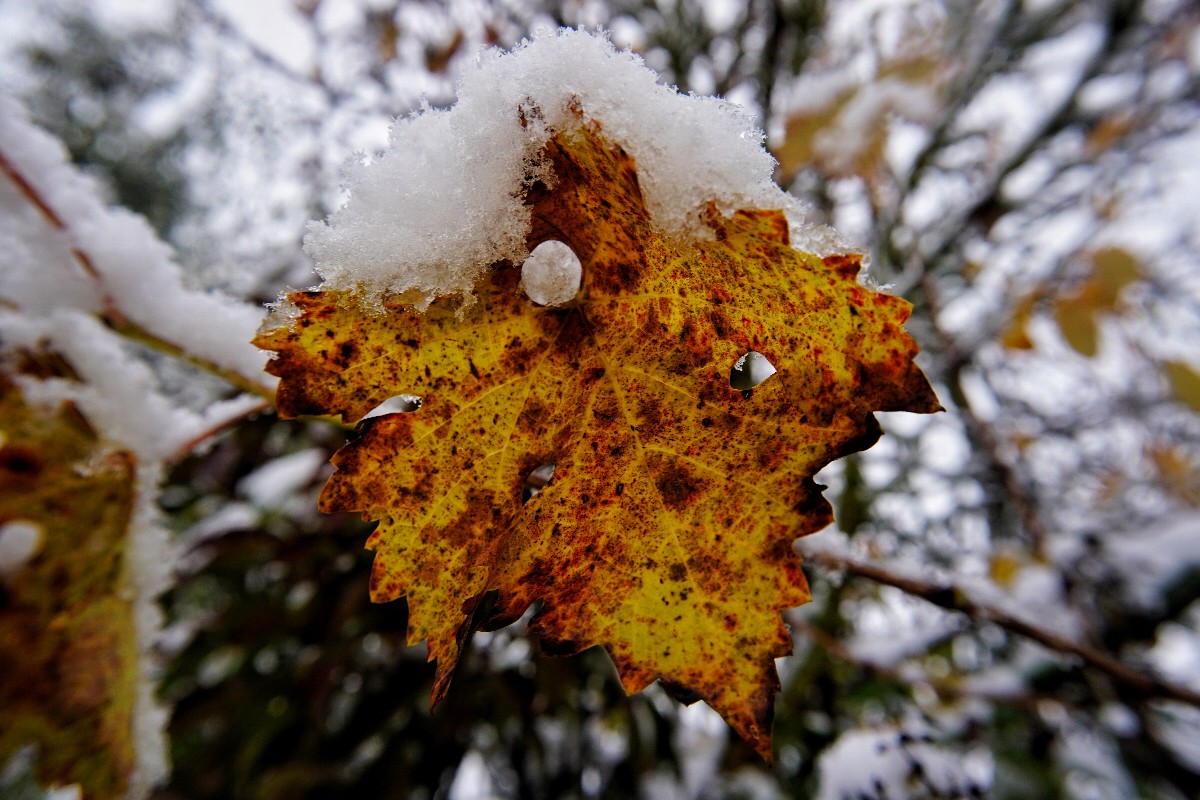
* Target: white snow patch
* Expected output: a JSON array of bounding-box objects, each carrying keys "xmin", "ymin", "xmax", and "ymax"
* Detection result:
[
  {"xmin": 0, "ymin": 311, "xmax": 255, "ymax": 465},
  {"xmin": 675, "ymin": 701, "xmax": 728, "ymax": 798},
  {"xmin": 0, "ymin": 520, "xmax": 44, "ymax": 579},
  {"xmin": 1106, "ymin": 513, "xmax": 1200, "ymax": 611},
  {"xmin": 847, "ymin": 586, "xmax": 965, "ymax": 667},
  {"xmin": 816, "ymin": 726, "xmax": 991, "ymax": 800},
  {"xmin": 238, "ymin": 448, "xmax": 327, "ymax": 509},
  {"xmin": 1054, "ymin": 721, "xmax": 1138, "ymax": 800},
  {"xmin": 1149, "ymin": 702, "xmax": 1200, "ymax": 773},
  {"xmin": 1149, "ymin": 619, "xmax": 1200, "ymax": 692},
  {"xmin": 90, "ymin": 1, "xmax": 176, "ymax": 36},
  {"xmin": 448, "ymin": 749, "xmax": 498, "ymax": 800},
  {"xmin": 123, "ymin": 459, "xmax": 173, "ymax": 799},
  {"xmin": 969, "ymin": 563, "xmax": 1084, "ymax": 641},
  {"xmin": 183, "ymin": 502, "xmax": 260, "ymax": 550},
  {"xmin": 210, "ymin": 0, "xmax": 316, "ymax": 74}
]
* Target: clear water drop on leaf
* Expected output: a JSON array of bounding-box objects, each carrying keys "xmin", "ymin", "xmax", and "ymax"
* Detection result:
[{"xmin": 521, "ymin": 240, "xmax": 581, "ymax": 306}]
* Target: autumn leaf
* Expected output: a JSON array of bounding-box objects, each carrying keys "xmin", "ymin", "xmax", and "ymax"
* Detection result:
[
  {"xmin": 1000, "ymin": 293, "xmax": 1037, "ymax": 351},
  {"xmin": 1164, "ymin": 360, "xmax": 1200, "ymax": 415},
  {"xmin": 774, "ymin": 53, "xmax": 950, "ymax": 183},
  {"xmin": 1004, "ymin": 247, "xmax": 1143, "ymax": 356},
  {"xmin": 254, "ymin": 119, "xmax": 940, "ymax": 758},
  {"xmin": 1053, "ymin": 247, "xmax": 1141, "ymax": 357},
  {"xmin": 0, "ymin": 366, "xmax": 141, "ymax": 799},
  {"xmin": 1147, "ymin": 444, "xmax": 1200, "ymax": 508}
]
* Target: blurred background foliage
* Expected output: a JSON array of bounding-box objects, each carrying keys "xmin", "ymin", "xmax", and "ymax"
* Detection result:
[{"xmin": 2, "ymin": 0, "xmax": 1200, "ymax": 798}]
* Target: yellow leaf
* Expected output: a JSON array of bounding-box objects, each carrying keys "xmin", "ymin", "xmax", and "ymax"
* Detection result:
[
  {"xmin": 1049, "ymin": 248, "xmax": 1140, "ymax": 357},
  {"xmin": 774, "ymin": 86, "xmax": 857, "ymax": 181},
  {"xmin": 989, "ymin": 549, "xmax": 1022, "ymax": 587},
  {"xmin": 774, "ymin": 54, "xmax": 949, "ymax": 182},
  {"xmin": 1085, "ymin": 112, "xmax": 1137, "ymax": 156},
  {"xmin": 1165, "ymin": 360, "xmax": 1200, "ymax": 414},
  {"xmin": 1053, "ymin": 297, "xmax": 1100, "ymax": 357},
  {"xmin": 1148, "ymin": 444, "xmax": 1200, "ymax": 507},
  {"xmin": 1000, "ymin": 295, "xmax": 1037, "ymax": 350},
  {"xmin": 255, "ymin": 120, "xmax": 940, "ymax": 759},
  {"xmin": 1090, "ymin": 247, "xmax": 1140, "ymax": 301},
  {"xmin": 0, "ymin": 372, "xmax": 140, "ymax": 799}
]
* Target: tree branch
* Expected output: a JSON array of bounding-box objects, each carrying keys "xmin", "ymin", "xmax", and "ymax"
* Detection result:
[
  {"xmin": 786, "ymin": 612, "xmax": 1045, "ymax": 710},
  {"xmin": 165, "ymin": 399, "xmax": 271, "ymax": 465},
  {"xmin": 0, "ymin": 148, "xmax": 126, "ymax": 325},
  {"xmin": 804, "ymin": 549, "xmax": 1200, "ymax": 708},
  {"xmin": 919, "ymin": 275, "xmax": 1051, "ymax": 557},
  {"xmin": 0, "ymin": 146, "xmax": 276, "ymax": 404}
]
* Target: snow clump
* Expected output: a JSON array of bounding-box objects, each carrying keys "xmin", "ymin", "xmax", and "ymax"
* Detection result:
[{"xmin": 305, "ymin": 28, "xmax": 830, "ymax": 309}]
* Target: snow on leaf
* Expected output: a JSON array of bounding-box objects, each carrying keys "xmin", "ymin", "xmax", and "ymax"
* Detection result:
[
  {"xmin": 0, "ymin": 368, "xmax": 140, "ymax": 799},
  {"xmin": 254, "ymin": 119, "xmax": 940, "ymax": 759}
]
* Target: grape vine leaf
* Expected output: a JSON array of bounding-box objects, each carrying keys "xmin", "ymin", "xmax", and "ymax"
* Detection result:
[
  {"xmin": 254, "ymin": 119, "xmax": 940, "ymax": 758},
  {"xmin": 0, "ymin": 362, "xmax": 140, "ymax": 799}
]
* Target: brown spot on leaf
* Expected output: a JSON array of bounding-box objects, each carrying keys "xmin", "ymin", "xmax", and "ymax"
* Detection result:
[
  {"xmin": 0, "ymin": 445, "xmax": 43, "ymax": 480},
  {"xmin": 650, "ymin": 457, "xmax": 704, "ymax": 512}
]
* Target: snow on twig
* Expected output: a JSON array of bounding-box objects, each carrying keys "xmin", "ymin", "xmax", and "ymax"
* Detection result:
[{"xmin": 0, "ymin": 93, "xmax": 274, "ymax": 399}]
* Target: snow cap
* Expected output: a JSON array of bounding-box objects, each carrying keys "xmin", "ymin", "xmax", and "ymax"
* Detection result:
[{"xmin": 305, "ymin": 28, "xmax": 823, "ymax": 308}]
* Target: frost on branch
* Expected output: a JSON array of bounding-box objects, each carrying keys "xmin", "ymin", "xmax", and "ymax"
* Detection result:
[{"xmin": 258, "ymin": 28, "xmax": 940, "ymax": 760}]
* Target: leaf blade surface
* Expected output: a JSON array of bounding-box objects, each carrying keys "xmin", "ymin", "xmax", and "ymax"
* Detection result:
[{"xmin": 255, "ymin": 121, "xmax": 940, "ymax": 757}]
